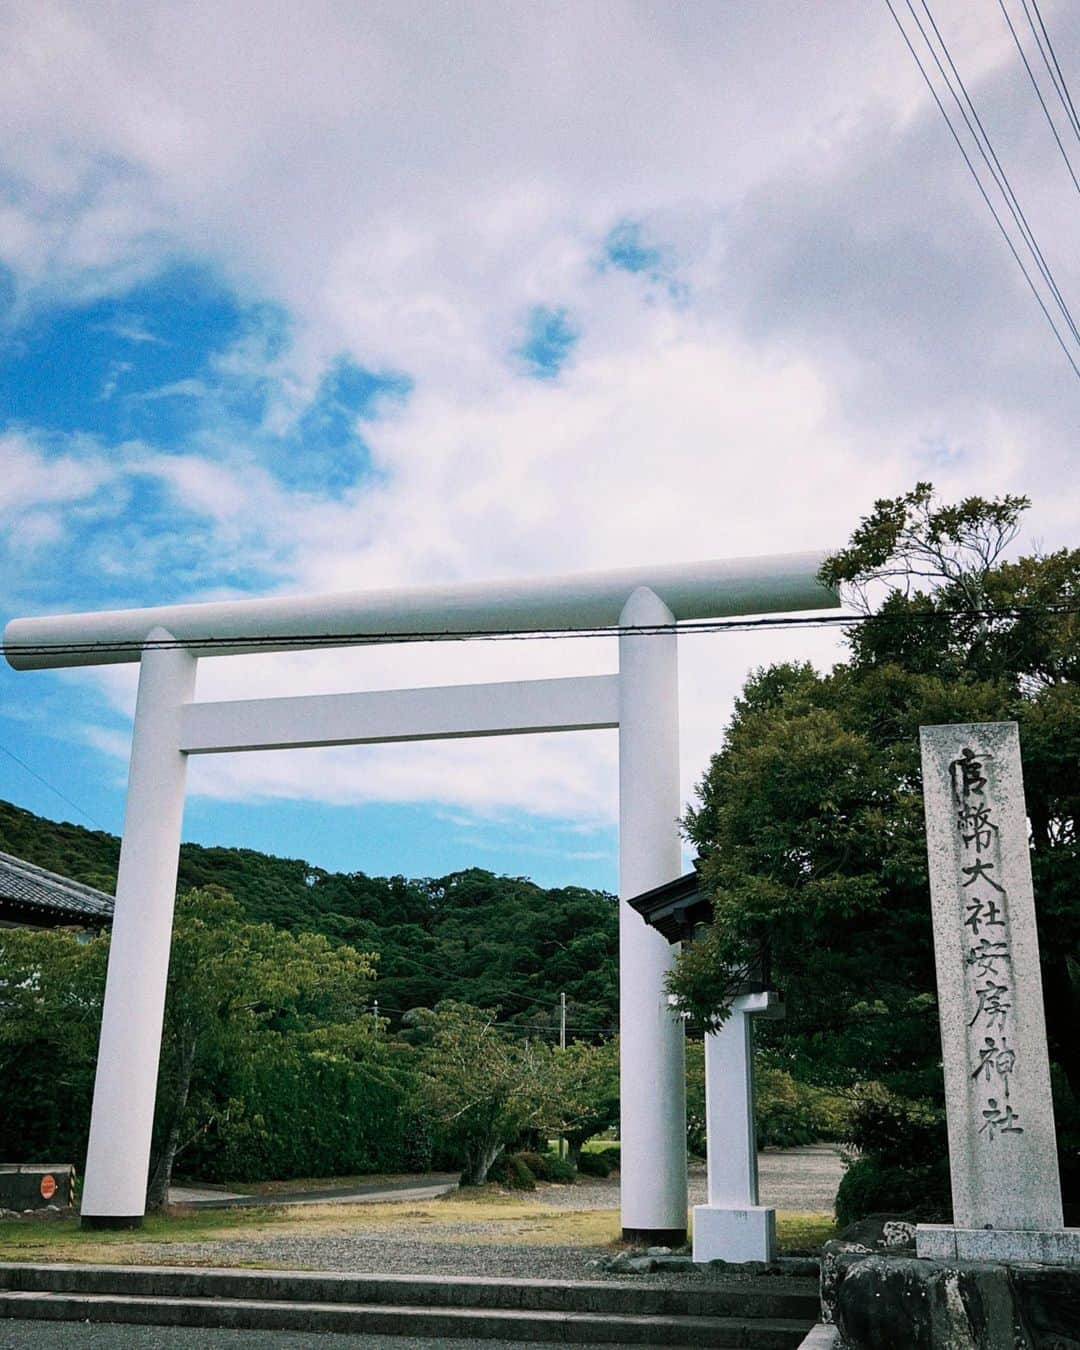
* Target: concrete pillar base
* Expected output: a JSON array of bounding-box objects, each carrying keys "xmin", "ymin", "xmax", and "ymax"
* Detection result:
[
  {"xmin": 621, "ymin": 1226, "xmax": 688, "ymax": 1246},
  {"xmin": 692, "ymin": 1204, "xmax": 776, "ymax": 1263}
]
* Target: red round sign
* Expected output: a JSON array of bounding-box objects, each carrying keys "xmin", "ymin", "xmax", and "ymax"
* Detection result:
[{"xmin": 39, "ymin": 1174, "xmax": 57, "ymax": 1201}]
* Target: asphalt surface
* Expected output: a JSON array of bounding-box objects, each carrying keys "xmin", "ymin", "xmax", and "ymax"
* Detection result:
[
  {"xmin": 169, "ymin": 1175, "xmax": 459, "ymax": 1210},
  {"xmin": 0, "ymin": 1325, "xmax": 599, "ymax": 1350}
]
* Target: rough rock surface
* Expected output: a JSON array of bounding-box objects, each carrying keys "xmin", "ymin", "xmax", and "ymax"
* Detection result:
[{"xmin": 827, "ymin": 1252, "xmax": 1080, "ymax": 1349}]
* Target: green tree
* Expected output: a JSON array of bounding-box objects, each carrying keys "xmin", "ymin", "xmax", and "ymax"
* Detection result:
[
  {"xmin": 546, "ymin": 1037, "xmax": 620, "ymax": 1165},
  {"xmin": 0, "ymin": 799, "xmax": 620, "ymax": 1039},
  {"xmin": 669, "ymin": 485, "xmax": 1080, "ymax": 1218},
  {"xmin": 418, "ymin": 1001, "xmax": 555, "ymax": 1185},
  {"xmin": 147, "ymin": 887, "xmax": 377, "ymax": 1206},
  {"xmin": 0, "ymin": 926, "xmax": 107, "ymax": 1163}
]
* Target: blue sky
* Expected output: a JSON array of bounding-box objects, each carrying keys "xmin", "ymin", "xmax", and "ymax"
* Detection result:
[
  {"xmin": 0, "ymin": 256, "xmax": 618, "ymax": 887},
  {"xmin": 1, "ymin": 1, "xmax": 1078, "ymax": 893}
]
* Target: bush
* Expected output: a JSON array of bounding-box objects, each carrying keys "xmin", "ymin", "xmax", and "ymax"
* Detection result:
[
  {"xmin": 517, "ymin": 1150, "xmax": 576, "ymax": 1183},
  {"xmin": 835, "ymin": 1155, "xmax": 951, "ymax": 1228},
  {"xmin": 834, "ymin": 1087, "xmax": 951, "ymax": 1226},
  {"xmin": 845, "ymin": 1087, "xmax": 947, "ymax": 1166},
  {"xmin": 577, "ymin": 1150, "xmax": 613, "ymax": 1177},
  {"xmin": 180, "ymin": 1050, "xmax": 416, "ymax": 1183},
  {"xmin": 401, "ymin": 1110, "xmax": 434, "ymax": 1174},
  {"xmin": 686, "ymin": 1043, "xmax": 852, "ymax": 1155},
  {"xmin": 489, "ymin": 1152, "xmax": 536, "ymax": 1190},
  {"xmin": 756, "ymin": 1059, "xmax": 855, "ymax": 1149}
]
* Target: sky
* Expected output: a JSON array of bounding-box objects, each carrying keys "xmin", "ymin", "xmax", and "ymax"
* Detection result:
[{"xmin": 1, "ymin": 0, "xmax": 1078, "ymax": 892}]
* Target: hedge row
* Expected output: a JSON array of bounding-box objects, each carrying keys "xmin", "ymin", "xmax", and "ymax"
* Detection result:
[{"xmin": 179, "ymin": 1051, "xmax": 422, "ymax": 1183}]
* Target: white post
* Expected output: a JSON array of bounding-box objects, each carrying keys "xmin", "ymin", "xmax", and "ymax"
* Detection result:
[
  {"xmin": 693, "ymin": 991, "xmax": 784, "ymax": 1262},
  {"xmin": 618, "ymin": 586, "xmax": 687, "ymax": 1242},
  {"xmin": 80, "ymin": 630, "xmax": 196, "ymax": 1227}
]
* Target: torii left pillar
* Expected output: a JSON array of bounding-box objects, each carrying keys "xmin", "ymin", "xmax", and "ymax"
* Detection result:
[{"xmin": 81, "ymin": 629, "xmax": 196, "ymax": 1227}]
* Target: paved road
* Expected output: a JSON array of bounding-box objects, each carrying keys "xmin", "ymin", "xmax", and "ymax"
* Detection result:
[
  {"xmin": 0, "ymin": 1324, "xmax": 591, "ymax": 1350},
  {"xmin": 169, "ymin": 1175, "xmax": 459, "ymax": 1210},
  {"xmin": 168, "ymin": 1148, "xmax": 843, "ymax": 1216}
]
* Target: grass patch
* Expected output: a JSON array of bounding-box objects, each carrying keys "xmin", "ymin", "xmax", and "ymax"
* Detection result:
[
  {"xmin": 0, "ymin": 1193, "xmax": 835, "ymax": 1267},
  {"xmin": 776, "ymin": 1211, "xmax": 837, "ymax": 1252}
]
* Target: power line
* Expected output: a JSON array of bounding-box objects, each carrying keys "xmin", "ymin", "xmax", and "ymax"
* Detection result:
[
  {"xmin": 997, "ymin": 0, "xmax": 1080, "ymax": 193},
  {"xmin": 883, "ymin": 0, "xmax": 1080, "ymax": 381},
  {"xmin": 913, "ymin": 0, "xmax": 1080, "ymax": 346},
  {"xmin": 0, "ymin": 743, "xmax": 108, "ymax": 832},
  {"xmin": 1025, "ymin": 0, "xmax": 1080, "ymax": 146},
  {"xmin": 5, "ymin": 602, "xmax": 1080, "ymax": 661}
]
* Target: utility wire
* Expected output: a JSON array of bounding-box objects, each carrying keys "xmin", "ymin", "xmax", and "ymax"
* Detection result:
[
  {"xmin": 914, "ymin": 0, "xmax": 1080, "ymax": 346},
  {"xmin": 997, "ymin": 0, "xmax": 1080, "ymax": 193},
  {"xmin": 5, "ymin": 602, "xmax": 1080, "ymax": 660},
  {"xmin": 0, "ymin": 743, "xmax": 108, "ymax": 832},
  {"xmin": 1025, "ymin": 0, "xmax": 1080, "ymax": 145},
  {"xmin": 883, "ymin": 0, "xmax": 1080, "ymax": 381}
]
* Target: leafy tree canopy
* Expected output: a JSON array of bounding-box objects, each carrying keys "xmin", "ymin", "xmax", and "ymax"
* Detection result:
[
  {"xmin": 671, "ymin": 485, "xmax": 1080, "ymax": 1119},
  {"xmin": 0, "ymin": 802, "xmax": 618, "ymax": 1038}
]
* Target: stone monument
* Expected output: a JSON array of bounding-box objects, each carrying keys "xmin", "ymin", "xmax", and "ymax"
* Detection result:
[{"xmin": 917, "ymin": 721, "xmax": 1079, "ymax": 1264}]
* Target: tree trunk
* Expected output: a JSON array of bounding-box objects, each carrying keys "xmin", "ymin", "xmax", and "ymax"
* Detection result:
[
  {"xmin": 461, "ymin": 1137, "xmax": 504, "ymax": 1186},
  {"xmin": 145, "ymin": 1033, "xmax": 197, "ymax": 1209}
]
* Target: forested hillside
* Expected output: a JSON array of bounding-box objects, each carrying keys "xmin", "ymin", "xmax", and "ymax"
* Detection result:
[{"xmin": 0, "ymin": 798, "xmax": 618, "ymax": 1037}]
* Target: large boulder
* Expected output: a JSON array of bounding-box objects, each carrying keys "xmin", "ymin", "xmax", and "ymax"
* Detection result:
[{"xmin": 829, "ymin": 1253, "xmax": 1080, "ymax": 1349}]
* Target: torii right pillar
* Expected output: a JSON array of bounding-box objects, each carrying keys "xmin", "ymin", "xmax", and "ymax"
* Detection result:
[{"xmin": 618, "ymin": 585, "xmax": 687, "ymax": 1243}]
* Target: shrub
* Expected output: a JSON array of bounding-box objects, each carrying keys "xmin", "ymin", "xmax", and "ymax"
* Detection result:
[
  {"xmin": 687, "ymin": 1043, "xmax": 853, "ymax": 1155},
  {"xmin": 835, "ymin": 1155, "xmax": 951, "ymax": 1228},
  {"xmin": 180, "ymin": 1050, "xmax": 415, "ymax": 1183},
  {"xmin": 517, "ymin": 1150, "xmax": 576, "ymax": 1183},
  {"xmin": 577, "ymin": 1150, "xmax": 613, "ymax": 1177},
  {"xmin": 845, "ymin": 1087, "xmax": 947, "ymax": 1167},
  {"xmin": 489, "ymin": 1152, "xmax": 537, "ymax": 1190},
  {"xmin": 542, "ymin": 1155, "xmax": 577, "ymax": 1184},
  {"xmin": 402, "ymin": 1110, "xmax": 434, "ymax": 1174},
  {"xmin": 834, "ymin": 1087, "xmax": 951, "ymax": 1226}
]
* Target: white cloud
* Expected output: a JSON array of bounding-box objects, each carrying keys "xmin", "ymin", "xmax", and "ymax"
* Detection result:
[
  {"xmin": 2, "ymin": 0, "xmax": 1079, "ymax": 844},
  {"xmin": 0, "ymin": 432, "xmax": 109, "ymax": 513}
]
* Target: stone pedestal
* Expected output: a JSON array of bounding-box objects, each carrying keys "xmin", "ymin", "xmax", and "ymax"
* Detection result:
[
  {"xmin": 692, "ymin": 990, "xmax": 784, "ymax": 1264},
  {"xmin": 915, "ymin": 1223, "xmax": 1080, "ymax": 1265}
]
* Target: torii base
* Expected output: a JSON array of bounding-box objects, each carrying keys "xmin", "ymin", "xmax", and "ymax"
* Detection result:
[{"xmin": 621, "ymin": 1227, "xmax": 687, "ymax": 1246}]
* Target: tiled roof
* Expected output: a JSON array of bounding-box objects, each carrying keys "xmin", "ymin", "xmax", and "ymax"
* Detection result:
[{"xmin": 0, "ymin": 850, "xmax": 114, "ymax": 924}]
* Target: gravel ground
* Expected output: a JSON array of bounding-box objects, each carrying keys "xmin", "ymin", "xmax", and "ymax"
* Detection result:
[
  {"xmin": 118, "ymin": 1239, "xmax": 624, "ymax": 1280},
  {"xmin": 0, "ymin": 1324, "xmax": 601, "ymax": 1350},
  {"xmin": 537, "ymin": 1147, "xmax": 843, "ymax": 1215},
  {"xmin": 0, "ymin": 1148, "xmax": 841, "ymax": 1289}
]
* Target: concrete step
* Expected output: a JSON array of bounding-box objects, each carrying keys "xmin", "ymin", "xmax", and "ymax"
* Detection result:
[
  {"xmin": 0, "ymin": 1263, "xmax": 821, "ymax": 1321},
  {"xmin": 0, "ymin": 1289, "xmax": 813, "ymax": 1347}
]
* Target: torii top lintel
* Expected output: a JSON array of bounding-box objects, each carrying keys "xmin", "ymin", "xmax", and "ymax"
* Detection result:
[{"xmin": 3, "ymin": 550, "xmax": 838, "ymax": 671}]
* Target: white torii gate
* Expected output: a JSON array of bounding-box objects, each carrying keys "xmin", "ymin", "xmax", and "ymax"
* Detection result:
[{"xmin": 4, "ymin": 553, "xmax": 835, "ymax": 1233}]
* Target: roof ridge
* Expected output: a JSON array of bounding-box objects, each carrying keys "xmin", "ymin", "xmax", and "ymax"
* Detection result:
[{"xmin": 0, "ymin": 849, "xmax": 114, "ymax": 914}]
